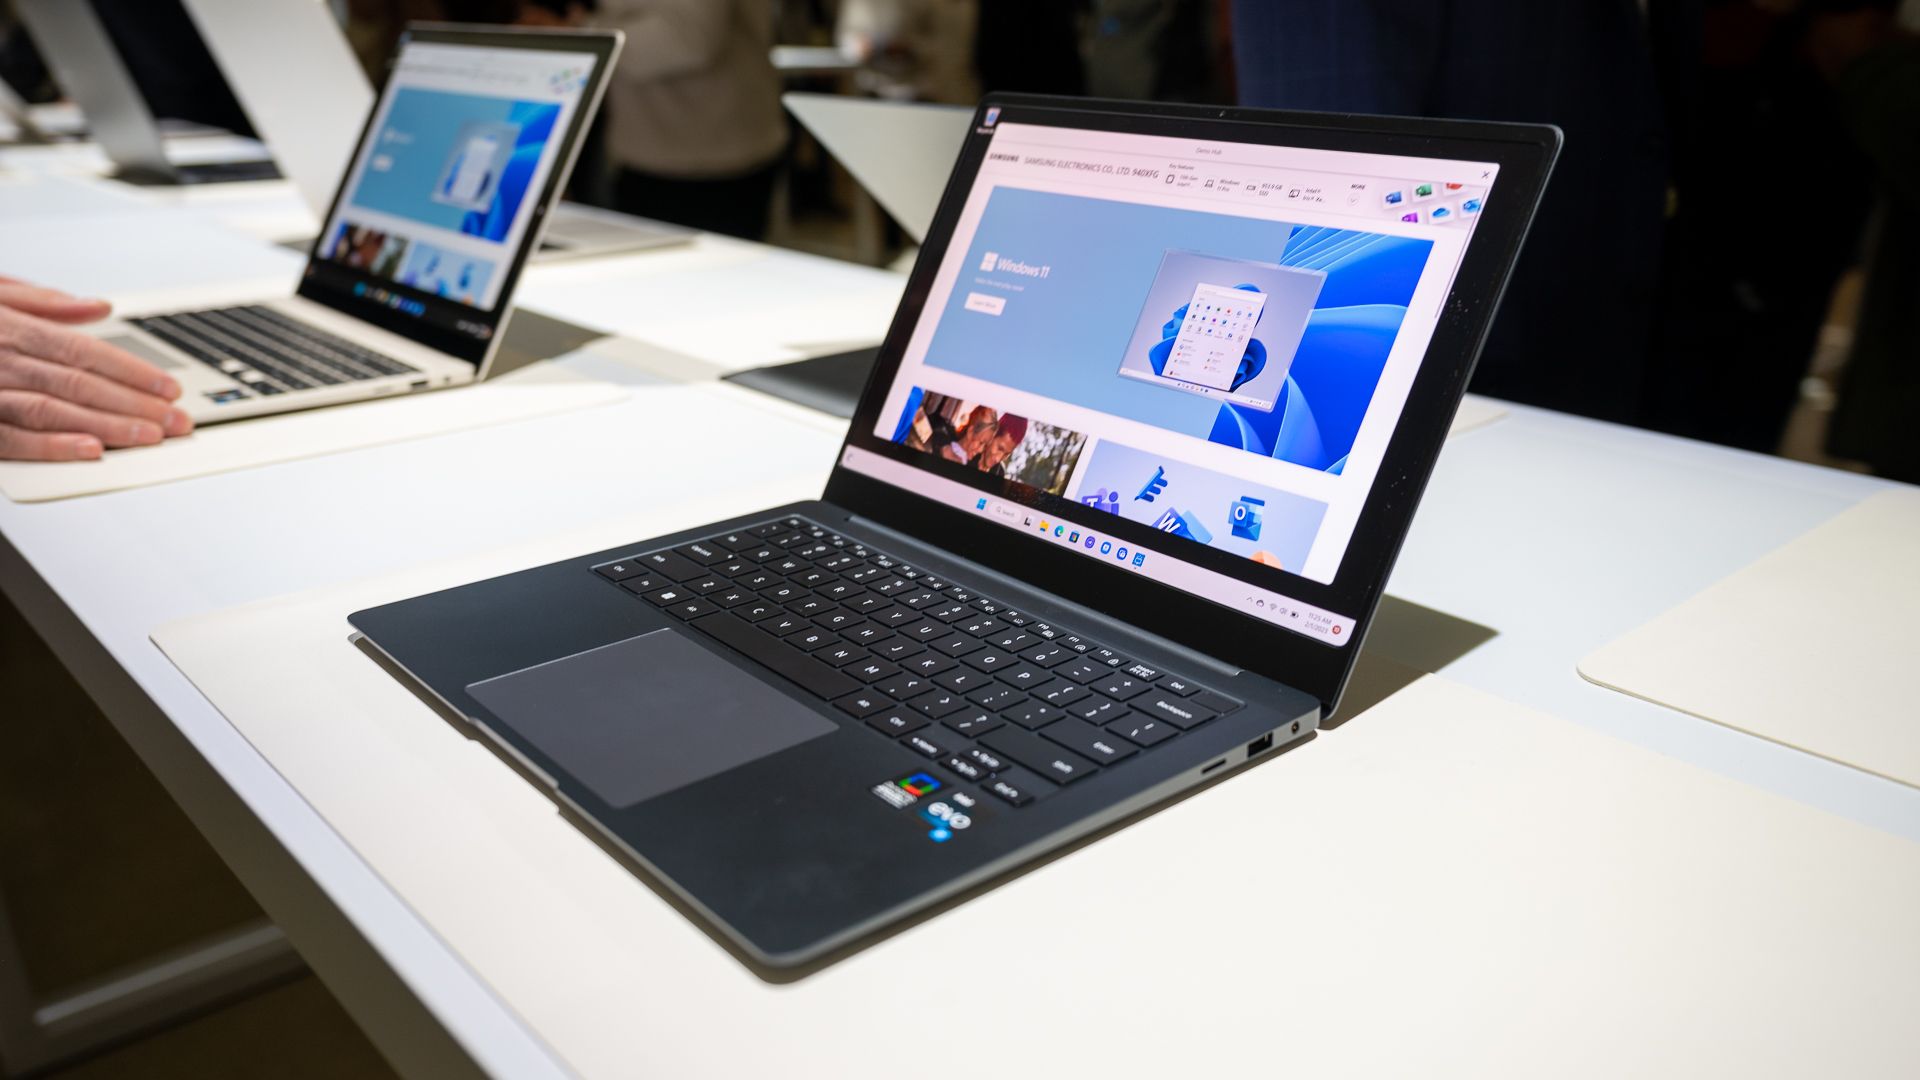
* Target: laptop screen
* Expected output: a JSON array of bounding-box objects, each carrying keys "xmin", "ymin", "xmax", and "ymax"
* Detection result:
[
  {"xmin": 841, "ymin": 111, "xmax": 1504, "ymax": 649},
  {"xmin": 298, "ymin": 32, "xmax": 606, "ymax": 362}
]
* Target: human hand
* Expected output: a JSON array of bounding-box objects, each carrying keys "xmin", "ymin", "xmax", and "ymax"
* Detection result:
[{"xmin": 0, "ymin": 277, "xmax": 193, "ymax": 461}]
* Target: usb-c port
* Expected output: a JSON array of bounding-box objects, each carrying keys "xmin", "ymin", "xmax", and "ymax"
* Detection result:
[{"xmin": 409, "ymin": 379, "xmax": 429, "ymax": 390}]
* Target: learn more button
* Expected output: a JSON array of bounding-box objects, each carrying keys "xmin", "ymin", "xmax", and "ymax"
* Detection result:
[{"xmin": 964, "ymin": 292, "xmax": 1006, "ymax": 316}]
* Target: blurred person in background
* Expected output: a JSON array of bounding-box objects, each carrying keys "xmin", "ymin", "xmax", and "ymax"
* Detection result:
[
  {"xmin": 1230, "ymin": 0, "xmax": 1674, "ymax": 426},
  {"xmin": 975, "ymin": 0, "xmax": 1086, "ymax": 95},
  {"xmin": 1815, "ymin": 0, "xmax": 1920, "ymax": 480},
  {"xmin": 593, "ymin": 0, "xmax": 786, "ymax": 239}
]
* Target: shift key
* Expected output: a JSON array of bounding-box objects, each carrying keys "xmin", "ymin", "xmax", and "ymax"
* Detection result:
[{"xmin": 979, "ymin": 728, "xmax": 1098, "ymax": 784}]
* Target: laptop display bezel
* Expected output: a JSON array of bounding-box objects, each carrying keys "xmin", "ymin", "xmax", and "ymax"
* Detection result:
[
  {"xmin": 293, "ymin": 23, "xmax": 619, "ymax": 369},
  {"xmin": 824, "ymin": 94, "xmax": 1558, "ymax": 715}
]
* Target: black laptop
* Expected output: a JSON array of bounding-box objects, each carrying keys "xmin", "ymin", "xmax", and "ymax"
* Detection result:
[{"xmin": 350, "ymin": 95, "xmax": 1557, "ymax": 969}]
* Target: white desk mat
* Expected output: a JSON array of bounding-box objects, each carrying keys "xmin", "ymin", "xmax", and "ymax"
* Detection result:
[
  {"xmin": 0, "ymin": 360, "xmax": 625, "ymax": 503},
  {"xmin": 1581, "ymin": 488, "xmax": 1920, "ymax": 788},
  {"xmin": 153, "ymin": 536, "xmax": 1920, "ymax": 1077}
]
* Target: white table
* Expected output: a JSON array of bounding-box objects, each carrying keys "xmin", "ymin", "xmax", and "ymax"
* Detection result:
[{"xmin": 2, "ymin": 162, "xmax": 1916, "ymax": 1076}]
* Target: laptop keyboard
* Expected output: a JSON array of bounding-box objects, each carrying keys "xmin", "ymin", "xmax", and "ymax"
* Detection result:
[
  {"xmin": 130, "ymin": 305, "xmax": 417, "ymax": 400},
  {"xmin": 592, "ymin": 515, "xmax": 1241, "ymax": 807}
]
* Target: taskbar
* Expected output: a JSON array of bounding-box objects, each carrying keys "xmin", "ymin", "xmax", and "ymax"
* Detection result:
[{"xmin": 840, "ymin": 445, "xmax": 1354, "ymax": 647}]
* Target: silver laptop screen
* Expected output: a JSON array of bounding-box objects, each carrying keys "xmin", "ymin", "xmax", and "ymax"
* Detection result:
[{"xmin": 313, "ymin": 39, "xmax": 596, "ymax": 317}]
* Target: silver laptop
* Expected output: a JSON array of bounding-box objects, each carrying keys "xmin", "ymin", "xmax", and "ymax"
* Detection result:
[
  {"xmin": 87, "ymin": 25, "xmax": 622, "ymax": 425},
  {"xmin": 0, "ymin": 74, "xmax": 45, "ymax": 142},
  {"xmin": 183, "ymin": 0, "xmax": 688, "ymax": 258},
  {"xmin": 784, "ymin": 92, "xmax": 971, "ymax": 243},
  {"xmin": 14, "ymin": 0, "xmax": 277, "ymax": 184}
]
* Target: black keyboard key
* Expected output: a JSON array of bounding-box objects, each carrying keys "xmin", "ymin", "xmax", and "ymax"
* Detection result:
[
  {"xmin": 790, "ymin": 628, "xmax": 839, "ymax": 651},
  {"xmin": 1002, "ymin": 700, "xmax": 1060, "ymax": 730},
  {"xmin": 711, "ymin": 530, "xmax": 757, "ymax": 551},
  {"xmin": 985, "ymin": 770, "xmax": 1045, "ymax": 807},
  {"xmin": 1089, "ymin": 647, "xmax": 1130, "ymax": 669},
  {"xmin": 1056, "ymin": 659, "xmax": 1106, "ymax": 684},
  {"xmin": 742, "ymin": 546, "xmax": 782, "ymax": 563},
  {"xmin": 1107, "ymin": 714, "xmax": 1178, "ymax": 747},
  {"xmin": 991, "ymin": 630, "xmax": 1035, "ymax": 652},
  {"xmin": 901, "ymin": 652, "xmax": 956, "ymax": 677},
  {"xmin": 962, "ymin": 649, "xmax": 1014, "ymax": 672},
  {"xmin": 842, "ymin": 624, "xmax": 892, "ymax": 647},
  {"xmin": 980, "ymin": 729, "xmax": 1097, "ymax": 784},
  {"xmin": 933, "ymin": 667, "xmax": 993, "ymax": 694},
  {"xmin": 995, "ymin": 664, "xmax": 1050, "ymax": 690},
  {"xmin": 1021, "ymin": 643, "xmax": 1073, "ymax": 668},
  {"xmin": 818, "ymin": 581, "xmax": 860, "ymax": 601},
  {"xmin": 814, "ymin": 610, "xmax": 864, "ymax": 632},
  {"xmin": 769, "ymin": 557, "xmax": 809, "ymax": 576},
  {"xmin": 717, "ymin": 559, "xmax": 754, "ymax": 577},
  {"xmin": 638, "ymin": 550, "xmax": 706, "ymax": 580},
  {"xmin": 942, "ymin": 755, "xmax": 990, "ymax": 783},
  {"xmin": 871, "ymin": 578, "xmax": 915, "ymax": 596},
  {"xmin": 736, "ymin": 600, "xmax": 782, "ymax": 623},
  {"xmin": 1091, "ymin": 673, "xmax": 1152, "ymax": 701},
  {"xmin": 932, "ymin": 634, "xmax": 985, "ymax": 658},
  {"xmin": 929, "ymin": 602, "xmax": 973, "ymax": 623},
  {"xmin": 845, "ymin": 564, "xmax": 887, "ymax": 583},
  {"xmin": 902, "ymin": 620, "xmax": 947, "ymax": 642},
  {"xmin": 617, "ymin": 574, "xmax": 668, "ymax": 595},
  {"xmin": 787, "ymin": 596, "xmax": 831, "ymax": 617},
  {"xmin": 749, "ymin": 521, "xmax": 790, "ymax": 538},
  {"xmin": 898, "ymin": 590, "xmax": 941, "ymax": 609},
  {"xmin": 957, "ymin": 615, "xmax": 1003, "ymax": 637},
  {"xmin": 875, "ymin": 607, "xmax": 919, "ymax": 628},
  {"xmin": 737, "ymin": 570, "xmax": 780, "ymax": 590},
  {"xmin": 1069, "ymin": 697, "xmax": 1128, "ymax": 725},
  {"xmin": 1136, "ymin": 693, "xmax": 1215, "ymax": 730},
  {"xmin": 760, "ymin": 582, "xmax": 806, "ymax": 604},
  {"xmin": 1041, "ymin": 718, "xmax": 1139, "ymax": 765},
  {"xmin": 665, "ymin": 599, "xmax": 714, "ymax": 620},
  {"xmin": 847, "ymin": 658, "xmax": 900, "ymax": 683},
  {"xmin": 971, "ymin": 598, "xmax": 1002, "ymax": 614},
  {"xmin": 1059, "ymin": 635, "xmax": 1095, "ymax": 654},
  {"xmin": 845, "ymin": 595, "xmax": 891, "ymax": 615},
  {"xmin": 695, "ymin": 612, "xmax": 859, "ymax": 699},
  {"xmin": 643, "ymin": 584, "xmax": 697, "ymax": 607},
  {"xmin": 876, "ymin": 671, "xmax": 937, "ymax": 699},
  {"xmin": 817, "ymin": 642, "xmax": 870, "ymax": 668},
  {"xmin": 873, "ymin": 638, "xmax": 927, "ymax": 662},
  {"xmin": 684, "ymin": 575, "xmax": 728, "ymax": 595},
  {"xmin": 820, "ymin": 553, "xmax": 861, "ymax": 571},
  {"xmin": 999, "ymin": 609, "xmax": 1031, "ymax": 627},
  {"xmin": 902, "ymin": 732, "xmax": 944, "ymax": 758},
  {"xmin": 834, "ymin": 690, "xmax": 889, "ymax": 718},
  {"xmin": 908, "ymin": 690, "xmax": 969, "ymax": 718},
  {"xmin": 964, "ymin": 746, "xmax": 1011, "ymax": 773},
  {"xmin": 866, "ymin": 711, "xmax": 926, "ymax": 737},
  {"xmin": 761, "ymin": 614, "xmax": 810, "ymax": 636},
  {"xmin": 675, "ymin": 540, "xmax": 730, "ymax": 565},
  {"xmin": 1158, "ymin": 676, "xmax": 1203, "ymax": 696},
  {"xmin": 593, "ymin": 560, "xmax": 648, "ymax": 582},
  {"xmin": 1123, "ymin": 662, "xmax": 1162, "ymax": 682},
  {"xmin": 1036, "ymin": 681, "xmax": 1091, "ymax": 707},
  {"xmin": 966, "ymin": 684, "xmax": 1023, "ymax": 710},
  {"xmin": 792, "ymin": 570, "xmax": 832, "ymax": 588},
  {"xmin": 944, "ymin": 711, "xmax": 1004, "ymax": 738},
  {"xmin": 710, "ymin": 587, "xmax": 755, "ymax": 608}
]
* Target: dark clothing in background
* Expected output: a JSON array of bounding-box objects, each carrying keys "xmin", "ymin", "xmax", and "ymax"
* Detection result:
[
  {"xmin": 92, "ymin": 0, "xmax": 256, "ymax": 137},
  {"xmin": 1638, "ymin": 3, "xmax": 1875, "ymax": 453},
  {"xmin": 1825, "ymin": 39, "xmax": 1920, "ymax": 482},
  {"xmin": 1231, "ymin": 0, "xmax": 1673, "ymax": 426},
  {"xmin": 615, "ymin": 162, "xmax": 778, "ymax": 241},
  {"xmin": 976, "ymin": 0, "xmax": 1087, "ymax": 96}
]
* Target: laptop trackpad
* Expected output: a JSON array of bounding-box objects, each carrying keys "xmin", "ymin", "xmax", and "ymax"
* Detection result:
[{"xmin": 465, "ymin": 629, "xmax": 837, "ymax": 810}]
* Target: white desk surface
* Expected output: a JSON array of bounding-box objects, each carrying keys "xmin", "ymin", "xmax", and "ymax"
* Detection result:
[{"xmin": 2, "ymin": 162, "xmax": 1916, "ymax": 1076}]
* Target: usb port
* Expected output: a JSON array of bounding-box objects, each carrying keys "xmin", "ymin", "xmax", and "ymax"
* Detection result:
[
  {"xmin": 409, "ymin": 379, "xmax": 429, "ymax": 390},
  {"xmin": 1246, "ymin": 732, "xmax": 1275, "ymax": 758}
]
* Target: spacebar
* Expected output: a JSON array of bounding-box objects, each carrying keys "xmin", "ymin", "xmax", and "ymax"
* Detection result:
[{"xmin": 692, "ymin": 612, "xmax": 858, "ymax": 700}]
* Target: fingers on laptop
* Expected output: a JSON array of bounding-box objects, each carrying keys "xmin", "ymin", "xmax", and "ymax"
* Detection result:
[
  {"xmin": 0, "ymin": 384, "xmax": 203, "ymax": 458},
  {"xmin": 0, "ymin": 276, "xmax": 114, "ymax": 325},
  {"xmin": 0, "ymin": 304, "xmax": 184, "ymax": 400}
]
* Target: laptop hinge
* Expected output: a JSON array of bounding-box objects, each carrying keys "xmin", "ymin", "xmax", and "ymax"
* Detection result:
[{"xmin": 845, "ymin": 511, "xmax": 1246, "ymax": 682}]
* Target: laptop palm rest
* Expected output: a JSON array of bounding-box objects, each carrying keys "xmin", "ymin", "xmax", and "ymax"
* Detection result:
[{"xmin": 466, "ymin": 629, "xmax": 836, "ymax": 810}]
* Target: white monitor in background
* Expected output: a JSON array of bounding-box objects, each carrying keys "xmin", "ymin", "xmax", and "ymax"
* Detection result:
[
  {"xmin": 181, "ymin": 0, "xmax": 372, "ymax": 217},
  {"xmin": 784, "ymin": 92, "xmax": 972, "ymax": 243}
]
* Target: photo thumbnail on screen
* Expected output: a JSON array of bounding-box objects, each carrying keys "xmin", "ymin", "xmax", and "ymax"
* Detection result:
[
  {"xmin": 1118, "ymin": 251, "xmax": 1324, "ymax": 413},
  {"xmin": 890, "ymin": 387, "xmax": 1088, "ymax": 496},
  {"xmin": 324, "ymin": 222, "xmax": 410, "ymax": 280}
]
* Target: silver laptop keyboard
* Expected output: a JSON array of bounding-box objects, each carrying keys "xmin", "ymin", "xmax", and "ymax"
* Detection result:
[{"xmin": 130, "ymin": 305, "xmax": 416, "ymax": 399}]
